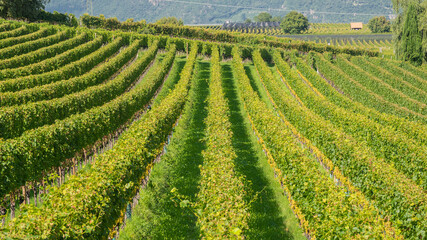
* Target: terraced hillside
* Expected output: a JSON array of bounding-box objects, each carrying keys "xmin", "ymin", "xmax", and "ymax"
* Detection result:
[{"xmin": 0, "ymin": 19, "xmax": 426, "ymax": 239}]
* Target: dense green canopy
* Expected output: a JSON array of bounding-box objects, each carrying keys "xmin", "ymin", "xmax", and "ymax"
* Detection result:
[
  {"xmin": 281, "ymin": 11, "xmax": 309, "ymax": 34},
  {"xmin": 392, "ymin": 0, "xmax": 426, "ymax": 64},
  {"xmin": 0, "ymin": 0, "xmax": 50, "ymax": 20}
]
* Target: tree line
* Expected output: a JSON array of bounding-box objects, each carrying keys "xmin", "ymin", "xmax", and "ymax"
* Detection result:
[
  {"xmin": 392, "ymin": 0, "xmax": 426, "ymax": 65},
  {"xmin": 0, "ymin": 0, "xmax": 77, "ymax": 27}
]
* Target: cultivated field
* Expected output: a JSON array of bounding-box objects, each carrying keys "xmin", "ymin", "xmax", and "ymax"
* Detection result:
[{"xmin": 0, "ymin": 19, "xmax": 426, "ymax": 239}]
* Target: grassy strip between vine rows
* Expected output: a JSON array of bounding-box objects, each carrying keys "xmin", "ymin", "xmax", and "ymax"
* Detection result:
[
  {"xmin": 0, "ymin": 26, "xmax": 54, "ymax": 50},
  {"xmin": 298, "ymin": 52, "xmax": 427, "ymax": 146},
  {"xmin": 277, "ymin": 52, "xmax": 427, "ymax": 189},
  {"xmin": 0, "ymin": 36, "xmax": 123, "ymax": 103},
  {"xmin": 1, "ymin": 42, "xmax": 198, "ymax": 239},
  {"xmin": 350, "ymin": 56, "xmax": 427, "ymax": 104},
  {"xmin": 226, "ymin": 62, "xmax": 305, "ymax": 239},
  {"xmin": 0, "ymin": 29, "xmax": 72, "ymax": 61},
  {"xmin": 248, "ymin": 48, "xmax": 400, "ymax": 239},
  {"xmin": 0, "ymin": 30, "xmax": 87, "ymax": 69},
  {"xmin": 119, "ymin": 57, "xmax": 205, "ymax": 240},
  {"xmin": 195, "ymin": 45, "xmax": 249, "ymax": 239},
  {"xmin": 257, "ymin": 50, "xmax": 426, "ymax": 239},
  {"xmin": 0, "ymin": 33, "xmax": 105, "ymax": 81},
  {"xmin": 0, "ymin": 39, "xmax": 153, "ymax": 140},
  {"xmin": 313, "ymin": 52, "xmax": 427, "ymax": 123},
  {"xmin": 0, "ymin": 40, "xmax": 173, "ymax": 200},
  {"xmin": 334, "ymin": 55, "xmax": 427, "ymax": 116}
]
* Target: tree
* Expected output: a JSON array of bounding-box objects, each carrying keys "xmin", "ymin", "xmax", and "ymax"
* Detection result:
[
  {"xmin": 401, "ymin": 4, "xmax": 423, "ymax": 66},
  {"xmin": 281, "ymin": 11, "xmax": 309, "ymax": 34},
  {"xmin": 368, "ymin": 16, "xmax": 391, "ymax": 33},
  {"xmin": 245, "ymin": 18, "xmax": 252, "ymax": 23},
  {"xmin": 0, "ymin": 0, "xmax": 50, "ymax": 20},
  {"xmin": 392, "ymin": 0, "xmax": 426, "ymax": 64},
  {"xmin": 254, "ymin": 12, "xmax": 272, "ymax": 22},
  {"xmin": 155, "ymin": 17, "xmax": 183, "ymax": 26}
]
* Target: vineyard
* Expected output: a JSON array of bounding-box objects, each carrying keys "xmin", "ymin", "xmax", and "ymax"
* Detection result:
[
  {"xmin": 0, "ymin": 17, "xmax": 426, "ymax": 240},
  {"xmin": 199, "ymin": 23, "xmax": 394, "ymax": 58},
  {"xmin": 201, "ymin": 23, "xmax": 376, "ymax": 35}
]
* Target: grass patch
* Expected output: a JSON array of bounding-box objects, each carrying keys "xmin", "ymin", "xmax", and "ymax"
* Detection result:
[
  {"xmin": 119, "ymin": 60, "xmax": 210, "ymax": 239},
  {"xmin": 223, "ymin": 62, "xmax": 305, "ymax": 240}
]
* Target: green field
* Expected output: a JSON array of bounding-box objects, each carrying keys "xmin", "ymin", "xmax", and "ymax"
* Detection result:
[{"xmin": 0, "ymin": 18, "xmax": 426, "ymax": 239}]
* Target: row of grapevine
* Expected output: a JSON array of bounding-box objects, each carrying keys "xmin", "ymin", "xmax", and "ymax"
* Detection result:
[
  {"xmin": 150, "ymin": 23, "xmax": 379, "ymax": 57},
  {"xmin": 0, "ymin": 40, "xmax": 171, "ymax": 199},
  {"xmin": 0, "ymin": 31, "xmax": 88, "ymax": 69},
  {"xmin": 0, "ymin": 38, "xmax": 144, "ymax": 108},
  {"xmin": 2, "ymin": 44, "xmax": 198, "ymax": 239},
  {"xmin": 367, "ymin": 57, "xmax": 427, "ymax": 93},
  {"xmin": 0, "ymin": 39, "xmax": 153, "ymax": 139},
  {"xmin": 0, "ymin": 25, "xmax": 33, "ymax": 40},
  {"xmin": 0, "ymin": 22, "xmax": 20, "ymax": 33},
  {"xmin": 0, "ymin": 36, "xmax": 120, "ymax": 99},
  {"xmin": 350, "ymin": 56, "xmax": 427, "ymax": 104},
  {"xmin": 297, "ymin": 52, "xmax": 427, "ymax": 146},
  {"xmin": 386, "ymin": 58, "xmax": 427, "ymax": 80},
  {"xmin": 313, "ymin": 52, "xmax": 427, "ymax": 123},
  {"xmin": 277, "ymin": 52, "xmax": 427, "ymax": 189},
  {"xmin": 258, "ymin": 51, "xmax": 425, "ymax": 238},
  {"xmin": 308, "ymin": 23, "xmax": 371, "ymax": 34},
  {"xmin": 195, "ymin": 45, "xmax": 249, "ymax": 238},
  {"xmin": 234, "ymin": 47, "xmax": 399, "ymax": 239},
  {"xmin": 0, "ymin": 29, "xmax": 72, "ymax": 61},
  {"xmin": 334, "ymin": 55, "xmax": 427, "ymax": 115},
  {"xmin": 0, "ymin": 34, "xmax": 105, "ymax": 80},
  {"xmin": 0, "ymin": 18, "xmax": 425, "ymax": 239},
  {"xmin": 0, "ymin": 27, "xmax": 55, "ymax": 49}
]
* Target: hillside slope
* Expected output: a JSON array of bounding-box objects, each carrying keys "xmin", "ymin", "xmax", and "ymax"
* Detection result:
[{"xmin": 46, "ymin": 0, "xmax": 394, "ymax": 24}]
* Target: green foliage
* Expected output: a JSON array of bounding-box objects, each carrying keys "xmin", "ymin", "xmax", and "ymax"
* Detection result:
[
  {"xmin": 254, "ymin": 12, "xmax": 272, "ymax": 22},
  {"xmin": 0, "ymin": 38, "xmax": 142, "ymax": 139},
  {"xmin": 38, "ymin": 10, "xmax": 78, "ymax": 27},
  {"xmin": 233, "ymin": 47, "xmax": 402, "ymax": 239},
  {"xmin": 401, "ymin": 4, "xmax": 423, "ymax": 66},
  {"xmin": 392, "ymin": 0, "xmax": 426, "ymax": 64},
  {"xmin": 155, "ymin": 17, "xmax": 184, "ymax": 26},
  {"xmin": 119, "ymin": 57, "xmax": 202, "ymax": 240},
  {"xmin": 0, "ymin": 0, "xmax": 49, "ymax": 20},
  {"xmin": 368, "ymin": 16, "xmax": 390, "ymax": 33},
  {"xmin": 195, "ymin": 45, "xmax": 249, "ymax": 239},
  {"xmin": 0, "ymin": 40, "xmax": 159, "ymax": 199},
  {"xmin": 3, "ymin": 43, "xmax": 190, "ymax": 239},
  {"xmin": 281, "ymin": 11, "xmax": 309, "ymax": 34},
  {"xmin": 0, "ymin": 32, "xmax": 102, "ymax": 80},
  {"xmin": 0, "ymin": 18, "xmax": 427, "ymax": 240},
  {"xmin": 276, "ymin": 51, "xmax": 426, "ymax": 239},
  {"xmin": 80, "ymin": 14, "xmax": 146, "ymax": 31},
  {"xmin": 0, "ymin": 26, "xmax": 53, "ymax": 49},
  {"xmin": 0, "ymin": 29, "xmax": 77, "ymax": 67}
]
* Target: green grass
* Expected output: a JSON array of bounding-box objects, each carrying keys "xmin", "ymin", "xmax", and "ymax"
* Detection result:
[
  {"xmin": 153, "ymin": 55, "xmax": 187, "ymax": 107},
  {"xmin": 119, "ymin": 60, "xmax": 210, "ymax": 239},
  {"xmin": 244, "ymin": 63, "xmax": 274, "ymax": 110},
  {"xmin": 223, "ymin": 62, "xmax": 305, "ymax": 239}
]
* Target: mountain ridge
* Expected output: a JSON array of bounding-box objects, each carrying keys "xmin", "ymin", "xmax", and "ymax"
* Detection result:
[{"xmin": 46, "ymin": 0, "xmax": 394, "ymax": 24}]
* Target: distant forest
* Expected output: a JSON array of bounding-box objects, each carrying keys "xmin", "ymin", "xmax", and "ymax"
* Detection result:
[{"xmin": 46, "ymin": 0, "xmax": 394, "ymax": 24}]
